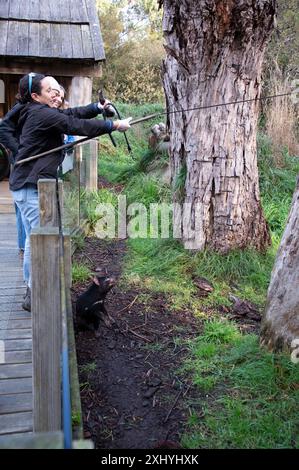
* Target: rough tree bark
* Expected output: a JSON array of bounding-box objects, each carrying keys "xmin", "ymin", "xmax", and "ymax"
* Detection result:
[
  {"xmin": 260, "ymin": 178, "xmax": 299, "ymax": 352},
  {"xmin": 160, "ymin": 0, "xmax": 275, "ymax": 252}
]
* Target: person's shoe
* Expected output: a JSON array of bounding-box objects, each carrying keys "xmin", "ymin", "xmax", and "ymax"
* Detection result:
[
  {"xmin": 23, "ymin": 286, "xmax": 29, "ymax": 299},
  {"xmin": 22, "ymin": 287, "xmax": 31, "ymax": 312}
]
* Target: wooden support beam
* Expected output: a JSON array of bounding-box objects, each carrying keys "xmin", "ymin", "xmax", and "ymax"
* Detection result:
[
  {"xmin": 63, "ymin": 233, "xmax": 83, "ymax": 440},
  {"xmin": 84, "ymin": 140, "xmax": 98, "ymax": 192},
  {"xmin": 38, "ymin": 179, "xmax": 63, "ymax": 227},
  {"xmin": 31, "ymin": 227, "xmax": 62, "ymax": 432},
  {"xmin": 68, "ymin": 76, "xmax": 92, "ymax": 107},
  {"xmin": 0, "ymin": 60, "xmax": 102, "ymax": 77}
]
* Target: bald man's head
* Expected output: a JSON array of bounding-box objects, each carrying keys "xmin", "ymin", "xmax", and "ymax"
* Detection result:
[{"xmin": 46, "ymin": 76, "xmax": 65, "ymax": 108}]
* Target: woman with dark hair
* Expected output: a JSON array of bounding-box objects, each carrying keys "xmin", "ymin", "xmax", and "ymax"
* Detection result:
[
  {"xmin": 0, "ymin": 75, "xmax": 44, "ymax": 253},
  {"xmin": 0, "ymin": 75, "xmax": 61, "ymax": 263},
  {"xmin": 16, "ymin": 73, "xmax": 46, "ymax": 104},
  {"xmin": 9, "ymin": 73, "xmax": 131, "ymax": 311}
]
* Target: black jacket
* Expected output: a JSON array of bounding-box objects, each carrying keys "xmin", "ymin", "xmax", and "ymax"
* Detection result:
[
  {"xmin": 9, "ymin": 102, "xmax": 113, "ymax": 191},
  {"xmin": 0, "ymin": 103, "xmax": 23, "ymax": 162},
  {"xmin": 0, "ymin": 102, "xmax": 103, "ymax": 163}
]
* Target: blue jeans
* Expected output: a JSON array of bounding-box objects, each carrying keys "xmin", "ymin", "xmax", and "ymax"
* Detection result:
[
  {"xmin": 12, "ymin": 184, "xmax": 39, "ymax": 288},
  {"xmin": 14, "ymin": 203, "xmax": 26, "ymax": 250}
]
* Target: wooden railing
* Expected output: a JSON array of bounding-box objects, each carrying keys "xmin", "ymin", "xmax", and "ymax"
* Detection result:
[{"xmin": 29, "ymin": 139, "xmax": 98, "ymax": 447}]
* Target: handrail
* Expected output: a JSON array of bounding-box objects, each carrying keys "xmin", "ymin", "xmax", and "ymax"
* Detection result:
[{"xmin": 31, "ymin": 139, "xmax": 98, "ymax": 447}]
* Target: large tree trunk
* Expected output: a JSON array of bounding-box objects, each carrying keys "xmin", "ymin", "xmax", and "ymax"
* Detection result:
[
  {"xmin": 161, "ymin": 0, "xmax": 275, "ymax": 252},
  {"xmin": 260, "ymin": 178, "xmax": 299, "ymax": 352}
]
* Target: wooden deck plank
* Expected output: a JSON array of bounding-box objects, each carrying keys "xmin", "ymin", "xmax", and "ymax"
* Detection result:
[
  {"xmin": 0, "ymin": 378, "xmax": 32, "ymax": 395},
  {"xmin": 0, "ymin": 264, "xmax": 22, "ymax": 273},
  {"xmin": 0, "ymin": 319, "xmax": 32, "ymax": 330},
  {"xmin": 4, "ymin": 351, "xmax": 32, "ymax": 364},
  {"xmin": 0, "ymin": 431, "xmax": 64, "ymax": 449},
  {"xmin": 0, "ymin": 313, "xmax": 31, "ymax": 321},
  {"xmin": 0, "ymin": 412, "xmax": 33, "ymax": 435},
  {"xmin": 0, "ymin": 304, "xmax": 26, "ymax": 312},
  {"xmin": 3, "ymin": 339, "xmax": 32, "ymax": 351},
  {"xmin": 0, "ymin": 276, "xmax": 23, "ymax": 280},
  {"xmin": 0, "ymin": 393, "xmax": 32, "ymax": 414},
  {"xmin": 0, "ymin": 286, "xmax": 26, "ymax": 291},
  {"xmin": 0, "ymin": 297, "xmax": 26, "ymax": 304},
  {"xmin": 0, "ymin": 210, "xmax": 34, "ymax": 436},
  {"xmin": 1, "ymin": 330, "xmax": 32, "ymax": 340},
  {"xmin": 0, "ymin": 364, "xmax": 32, "ymax": 379},
  {"xmin": 0, "ymin": 269, "xmax": 23, "ymax": 273}
]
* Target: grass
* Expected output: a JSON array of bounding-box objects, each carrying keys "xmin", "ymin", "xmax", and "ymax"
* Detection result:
[
  {"xmin": 80, "ymin": 188, "xmax": 118, "ymax": 230},
  {"xmin": 125, "ymin": 174, "xmax": 171, "ymax": 207},
  {"xmin": 79, "ymin": 362, "xmax": 97, "ymax": 376},
  {"xmin": 93, "ymin": 104, "xmax": 299, "ymax": 312},
  {"xmin": 258, "ymin": 133, "xmax": 299, "ymax": 241},
  {"xmin": 72, "ymin": 232, "xmax": 85, "ymax": 251},
  {"xmin": 72, "ymin": 261, "xmax": 92, "ymax": 284},
  {"xmin": 71, "ymin": 411, "xmax": 81, "ymax": 427},
  {"xmin": 121, "ymin": 236, "xmax": 275, "ymax": 310},
  {"xmin": 98, "ymin": 102, "xmax": 165, "ymax": 184},
  {"xmin": 93, "ymin": 103, "xmax": 299, "ymax": 448},
  {"xmin": 121, "ymin": 238, "xmax": 197, "ymax": 310},
  {"xmin": 180, "ymin": 319, "xmax": 299, "ymax": 449},
  {"xmin": 109, "ymin": 126, "xmax": 298, "ymax": 310},
  {"xmin": 192, "ymin": 247, "xmax": 276, "ymax": 307}
]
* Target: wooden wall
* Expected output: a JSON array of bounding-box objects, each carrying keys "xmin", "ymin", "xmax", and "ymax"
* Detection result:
[
  {"xmin": 0, "ymin": 71, "xmax": 95, "ymax": 117},
  {"xmin": 68, "ymin": 77, "xmax": 93, "ymax": 107},
  {"xmin": 0, "ymin": 74, "xmax": 22, "ymax": 117}
]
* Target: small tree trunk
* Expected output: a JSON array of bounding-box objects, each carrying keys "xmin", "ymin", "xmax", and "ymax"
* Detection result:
[
  {"xmin": 161, "ymin": 0, "xmax": 275, "ymax": 252},
  {"xmin": 260, "ymin": 178, "xmax": 299, "ymax": 352}
]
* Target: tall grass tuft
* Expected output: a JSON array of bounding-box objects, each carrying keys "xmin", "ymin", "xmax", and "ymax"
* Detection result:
[{"xmin": 265, "ymin": 75, "xmax": 298, "ymax": 161}]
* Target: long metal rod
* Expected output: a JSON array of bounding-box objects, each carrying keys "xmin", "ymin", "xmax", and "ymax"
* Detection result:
[{"xmin": 14, "ymin": 136, "xmax": 91, "ymax": 166}]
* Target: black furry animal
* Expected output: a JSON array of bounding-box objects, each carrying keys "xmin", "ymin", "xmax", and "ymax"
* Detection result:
[{"xmin": 76, "ymin": 275, "xmax": 115, "ymax": 331}]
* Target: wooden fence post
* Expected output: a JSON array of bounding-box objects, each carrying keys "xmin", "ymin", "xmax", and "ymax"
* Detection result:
[
  {"xmin": 63, "ymin": 232, "xmax": 83, "ymax": 439},
  {"xmin": 85, "ymin": 140, "xmax": 98, "ymax": 191},
  {"xmin": 32, "ymin": 173, "xmax": 79, "ymax": 438},
  {"xmin": 74, "ymin": 145, "xmax": 83, "ymax": 187},
  {"xmin": 38, "ymin": 179, "xmax": 63, "ymax": 227},
  {"xmin": 31, "ymin": 227, "xmax": 62, "ymax": 432},
  {"xmin": 32, "ymin": 180, "xmax": 66, "ymax": 432}
]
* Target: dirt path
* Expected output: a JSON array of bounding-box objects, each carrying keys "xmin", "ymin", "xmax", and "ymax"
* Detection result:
[{"xmin": 72, "ymin": 238, "xmax": 198, "ymax": 449}]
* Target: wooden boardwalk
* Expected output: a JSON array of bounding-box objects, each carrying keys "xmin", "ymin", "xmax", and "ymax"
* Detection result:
[{"xmin": 0, "ymin": 189, "xmax": 33, "ymax": 437}]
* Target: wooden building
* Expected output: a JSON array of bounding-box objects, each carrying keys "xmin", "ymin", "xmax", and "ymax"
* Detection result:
[{"xmin": 0, "ymin": 0, "xmax": 105, "ymax": 117}]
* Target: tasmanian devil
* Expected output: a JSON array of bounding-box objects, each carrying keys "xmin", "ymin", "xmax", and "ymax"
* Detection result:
[{"xmin": 76, "ymin": 275, "xmax": 115, "ymax": 331}]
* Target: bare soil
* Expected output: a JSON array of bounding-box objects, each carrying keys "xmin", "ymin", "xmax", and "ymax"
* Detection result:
[{"xmin": 72, "ymin": 238, "xmax": 200, "ymax": 449}]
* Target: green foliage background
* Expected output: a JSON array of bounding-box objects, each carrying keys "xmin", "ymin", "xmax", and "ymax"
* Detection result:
[
  {"xmin": 266, "ymin": 0, "xmax": 299, "ymax": 77},
  {"xmin": 94, "ymin": 1, "xmax": 299, "ymax": 104},
  {"xmin": 94, "ymin": 0, "xmax": 164, "ymax": 103}
]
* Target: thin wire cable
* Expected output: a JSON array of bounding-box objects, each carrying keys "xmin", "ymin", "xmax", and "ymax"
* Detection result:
[
  {"xmin": 130, "ymin": 91, "xmax": 295, "ymax": 125},
  {"xmin": 14, "ymin": 91, "xmax": 296, "ymax": 166}
]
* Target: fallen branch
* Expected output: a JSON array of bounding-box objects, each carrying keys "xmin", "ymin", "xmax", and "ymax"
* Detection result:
[
  {"xmin": 81, "ymin": 253, "xmax": 94, "ymax": 265},
  {"xmin": 163, "ymin": 388, "xmax": 183, "ymax": 424},
  {"xmin": 131, "ymin": 322, "xmax": 147, "ymax": 331},
  {"xmin": 129, "ymin": 328, "xmax": 152, "ymax": 343},
  {"xmin": 183, "ymin": 383, "xmax": 192, "ymax": 397},
  {"xmin": 120, "ymin": 320, "xmax": 152, "ymax": 343},
  {"xmin": 116, "ymin": 295, "xmax": 138, "ymax": 314}
]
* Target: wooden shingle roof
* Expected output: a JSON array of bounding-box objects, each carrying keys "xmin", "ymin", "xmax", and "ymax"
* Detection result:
[{"xmin": 0, "ymin": 0, "xmax": 105, "ymax": 61}]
